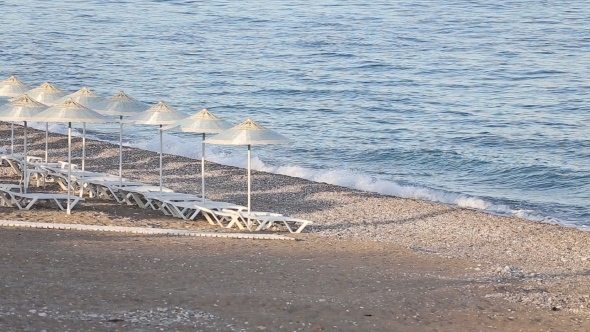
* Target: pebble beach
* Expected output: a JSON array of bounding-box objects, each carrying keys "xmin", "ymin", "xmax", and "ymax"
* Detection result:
[{"xmin": 2, "ymin": 122, "xmax": 590, "ymax": 331}]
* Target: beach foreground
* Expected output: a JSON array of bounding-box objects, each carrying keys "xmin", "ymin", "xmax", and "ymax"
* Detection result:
[{"xmin": 1, "ymin": 123, "xmax": 590, "ymax": 331}]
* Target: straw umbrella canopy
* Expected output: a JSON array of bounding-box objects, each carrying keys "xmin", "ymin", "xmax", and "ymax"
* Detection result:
[
  {"xmin": 17, "ymin": 82, "xmax": 66, "ymax": 106},
  {"xmin": 0, "ymin": 95, "xmax": 48, "ymax": 122},
  {"xmin": 15, "ymin": 82, "xmax": 67, "ymax": 163},
  {"xmin": 0, "ymin": 75, "xmax": 31, "ymax": 98},
  {"xmin": 54, "ymin": 86, "xmax": 107, "ymax": 109},
  {"xmin": 0, "ymin": 75, "xmax": 32, "ymax": 154},
  {"xmin": 163, "ymin": 108, "xmax": 232, "ymax": 203},
  {"xmin": 54, "ymin": 87, "xmax": 108, "ymax": 172},
  {"xmin": 125, "ymin": 101, "xmax": 186, "ymax": 192},
  {"xmin": 0, "ymin": 95, "xmax": 48, "ymax": 193},
  {"xmin": 98, "ymin": 91, "xmax": 149, "ymax": 116},
  {"xmin": 34, "ymin": 98, "xmax": 109, "ymax": 214},
  {"xmin": 96, "ymin": 91, "xmax": 149, "ymax": 185},
  {"xmin": 204, "ymin": 118, "xmax": 292, "ymax": 218}
]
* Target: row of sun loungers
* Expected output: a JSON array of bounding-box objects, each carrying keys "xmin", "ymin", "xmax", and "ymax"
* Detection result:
[
  {"xmin": 0, "ymin": 153, "xmax": 313, "ymax": 233},
  {"xmin": 0, "ymin": 188, "xmax": 84, "ymax": 211}
]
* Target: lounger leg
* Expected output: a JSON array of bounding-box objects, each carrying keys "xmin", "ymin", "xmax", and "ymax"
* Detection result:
[
  {"xmin": 0, "ymin": 194, "xmax": 13, "ymax": 207},
  {"xmin": 53, "ymin": 198, "xmax": 66, "ymax": 211},
  {"xmin": 125, "ymin": 193, "xmax": 139, "ymax": 206},
  {"xmin": 285, "ymin": 220, "xmax": 311, "ymax": 233},
  {"xmin": 201, "ymin": 211, "xmax": 219, "ymax": 225},
  {"xmin": 150, "ymin": 200, "xmax": 166, "ymax": 212},
  {"xmin": 129, "ymin": 193, "xmax": 149, "ymax": 208},
  {"xmin": 55, "ymin": 177, "xmax": 69, "ymax": 191},
  {"xmin": 179, "ymin": 206, "xmax": 192, "ymax": 219},
  {"xmin": 23, "ymin": 197, "xmax": 38, "ymax": 210},
  {"xmin": 287, "ymin": 221, "xmax": 299, "ymax": 233},
  {"xmin": 226, "ymin": 214, "xmax": 246, "ymax": 230},
  {"xmin": 188, "ymin": 209, "xmax": 200, "ymax": 221},
  {"xmin": 178, "ymin": 207, "xmax": 195, "ymax": 220},
  {"xmin": 69, "ymin": 198, "xmax": 81, "ymax": 210},
  {"xmin": 255, "ymin": 219, "xmax": 271, "ymax": 232},
  {"xmin": 11, "ymin": 197, "xmax": 24, "ymax": 209},
  {"xmin": 294, "ymin": 222, "xmax": 309, "ymax": 233},
  {"xmin": 173, "ymin": 205, "xmax": 189, "ymax": 220},
  {"xmin": 165, "ymin": 204, "xmax": 186, "ymax": 219},
  {"xmin": 109, "ymin": 189, "xmax": 122, "ymax": 202},
  {"xmin": 109, "ymin": 188, "xmax": 126, "ymax": 203}
]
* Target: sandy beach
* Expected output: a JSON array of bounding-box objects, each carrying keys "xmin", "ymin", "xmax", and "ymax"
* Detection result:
[{"xmin": 1, "ymin": 122, "xmax": 590, "ymax": 331}]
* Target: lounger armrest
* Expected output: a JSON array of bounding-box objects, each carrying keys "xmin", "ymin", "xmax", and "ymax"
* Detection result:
[{"xmin": 0, "ymin": 184, "xmax": 23, "ymax": 192}]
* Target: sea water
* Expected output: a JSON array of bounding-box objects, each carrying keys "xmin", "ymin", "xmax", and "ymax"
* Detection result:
[{"xmin": 1, "ymin": 0, "xmax": 589, "ymax": 227}]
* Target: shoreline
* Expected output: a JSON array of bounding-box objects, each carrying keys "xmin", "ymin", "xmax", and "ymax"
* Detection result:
[
  {"xmin": 2, "ymin": 121, "xmax": 590, "ymax": 271},
  {"xmin": 2, "ymin": 121, "xmax": 590, "ymax": 330},
  {"xmin": 21, "ymin": 120, "xmax": 573, "ymax": 229}
]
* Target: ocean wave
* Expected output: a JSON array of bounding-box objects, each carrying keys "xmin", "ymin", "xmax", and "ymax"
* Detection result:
[
  {"xmin": 22, "ymin": 121, "xmax": 587, "ymax": 227},
  {"xmin": 118, "ymin": 132, "xmax": 561, "ymax": 225}
]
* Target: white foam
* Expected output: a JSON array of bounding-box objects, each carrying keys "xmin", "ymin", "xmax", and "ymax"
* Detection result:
[{"xmin": 138, "ymin": 136, "xmax": 548, "ymax": 222}]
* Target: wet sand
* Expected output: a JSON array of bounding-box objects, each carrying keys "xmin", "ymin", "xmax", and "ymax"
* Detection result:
[{"xmin": 1, "ymin": 122, "xmax": 590, "ymax": 331}]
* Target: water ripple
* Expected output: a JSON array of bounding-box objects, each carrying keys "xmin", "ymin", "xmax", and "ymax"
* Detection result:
[{"xmin": 2, "ymin": 0, "xmax": 590, "ymax": 225}]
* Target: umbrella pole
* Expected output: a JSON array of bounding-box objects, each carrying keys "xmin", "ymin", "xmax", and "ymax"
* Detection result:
[
  {"xmin": 247, "ymin": 144, "xmax": 251, "ymax": 229},
  {"xmin": 79, "ymin": 123, "xmax": 86, "ymax": 197},
  {"xmin": 119, "ymin": 116, "xmax": 123, "ymax": 186},
  {"xmin": 67, "ymin": 122, "xmax": 72, "ymax": 215},
  {"xmin": 201, "ymin": 133, "xmax": 205, "ymax": 203},
  {"xmin": 23, "ymin": 122, "xmax": 27, "ymax": 194},
  {"xmin": 82, "ymin": 123, "xmax": 86, "ymax": 171},
  {"xmin": 159, "ymin": 124, "xmax": 163, "ymax": 193},
  {"xmin": 45, "ymin": 122, "xmax": 48, "ymax": 163},
  {"xmin": 10, "ymin": 122, "xmax": 14, "ymax": 154}
]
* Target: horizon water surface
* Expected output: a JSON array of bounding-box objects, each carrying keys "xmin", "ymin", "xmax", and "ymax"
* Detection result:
[{"xmin": 1, "ymin": 1, "xmax": 590, "ymax": 227}]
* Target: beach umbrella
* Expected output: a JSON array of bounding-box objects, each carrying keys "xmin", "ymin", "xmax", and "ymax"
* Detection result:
[
  {"xmin": 0, "ymin": 75, "xmax": 31, "ymax": 98},
  {"xmin": 54, "ymin": 86, "xmax": 107, "ymax": 109},
  {"xmin": 204, "ymin": 118, "xmax": 292, "ymax": 222},
  {"xmin": 15, "ymin": 82, "xmax": 67, "ymax": 163},
  {"xmin": 96, "ymin": 91, "xmax": 149, "ymax": 185},
  {"xmin": 0, "ymin": 94, "xmax": 47, "ymax": 159},
  {"xmin": 163, "ymin": 108, "xmax": 232, "ymax": 203},
  {"xmin": 0, "ymin": 75, "xmax": 31, "ymax": 154},
  {"xmin": 54, "ymin": 87, "xmax": 108, "ymax": 172},
  {"xmin": 17, "ymin": 82, "xmax": 66, "ymax": 106},
  {"xmin": 0, "ymin": 95, "xmax": 48, "ymax": 193},
  {"xmin": 34, "ymin": 98, "xmax": 109, "ymax": 214},
  {"xmin": 126, "ymin": 101, "xmax": 186, "ymax": 192}
]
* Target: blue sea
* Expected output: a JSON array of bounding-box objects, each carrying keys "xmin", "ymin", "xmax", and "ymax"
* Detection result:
[{"xmin": 1, "ymin": 1, "xmax": 589, "ymax": 227}]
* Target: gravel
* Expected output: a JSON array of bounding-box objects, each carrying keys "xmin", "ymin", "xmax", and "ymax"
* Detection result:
[{"xmin": 2, "ymin": 122, "xmax": 590, "ymax": 315}]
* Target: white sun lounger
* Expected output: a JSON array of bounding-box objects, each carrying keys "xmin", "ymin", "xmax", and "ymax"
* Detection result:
[
  {"xmin": 43, "ymin": 169, "xmax": 120, "ymax": 192},
  {"xmin": 35, "ymin": 162, "xmax": 79, "ymax": 172},
  {"xmin": 17, "ymin": 162, "xmax": 80, "ymax": 189},
  {"xmin": 109, "ymin": 185, "xmax": 175, "ymax": 207},
  {"xmin": 217, "ymin": 209, "xmax": 313, "ymax": 233},
  {"xmin": 0, "ymin": 154, "xmax": 24, "ymax": 172},
  {"xmin": 0, "ymin": 183, "xmax": 22, "ymax": 192},
  {"xmin": 72, "ymin": 176, "xmax": 133, "ymax": 198},
  {"xmin": 0, "ymin": 184, "xmax": 22, "ymax": 206},
  {"xmin": 1, "ymin": 155, "xmax": 51, "ymax": 188},
  {"xmin": 79, "ymin": 180, "xmax": 145, "ymax": 201},
  {"xmin": 0, "ymin": 188, "xmax": 84, "ymax": 211},
  {"xmin": 139, "ymin": 192, "xmax": 207, "ymax": 211},
  {"xmin": 215, "ymin": 210, "xmax": 283, "ymax": 231},
  {"xmin": 161, "ymin": 200, "xmax": 247, "ymax": 224}
]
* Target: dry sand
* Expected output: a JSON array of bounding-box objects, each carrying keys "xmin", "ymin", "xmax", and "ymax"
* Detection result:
[{"xmin": 1, "ymin": 122, "xmax": 590, "ymax": 331}]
